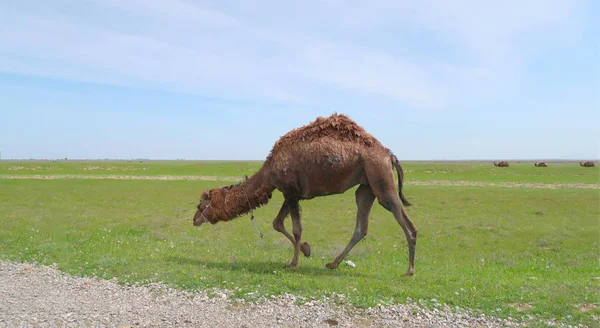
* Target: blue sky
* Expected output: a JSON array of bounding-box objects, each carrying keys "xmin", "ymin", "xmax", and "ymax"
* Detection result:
[{"xmin": 1, "ymin": 0, "xmax": 598, "ymax": 160}]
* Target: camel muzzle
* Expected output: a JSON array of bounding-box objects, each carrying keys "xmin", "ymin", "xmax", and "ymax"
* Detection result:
[
  {"xmin": 193, "ymin": 211, "xmax": 206, "ymax": 226},
  {"xmin": 193, "ymin": 201, "xmax": 213, "ymax": 226}
]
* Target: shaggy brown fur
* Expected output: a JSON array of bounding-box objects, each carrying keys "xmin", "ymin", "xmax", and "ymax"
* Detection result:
[
  {"xmin": 534, "ymin": 162, "xmax": 548, "ymax": 167},
  {"xmin": 196, "ymin": 174, "xmax": 273, "ymax": 223},
  {"xmin": 268, "ymin": 114, "xmax": 377, "ymax": 149},
  {"xmin": 193, "ymin": 113, "xmax": 417, "ymax": 276},
  {"xmin": 580, "ymin": 161, "xmax": 595, "ymax": 167},
  {"xmin": 494, "ymin": 161, "xmax": 509, "ymax": 167}
]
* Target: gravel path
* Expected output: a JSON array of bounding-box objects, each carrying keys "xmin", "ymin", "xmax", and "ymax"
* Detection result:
[
  {"xmin": 1, "ymin": 174, "xmax": 598, "ymax": 189},
  {"xmin": 0, "ymin": 262, "xmax": 545, "ymax": 328}
]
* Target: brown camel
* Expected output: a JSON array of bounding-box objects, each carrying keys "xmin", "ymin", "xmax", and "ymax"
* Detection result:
[
  {"xmin": 493, "ymin": 161, "xmax": 509, "ymax": 167},
  {"xmin": 193, "ymin": 113, "xmax": 417, "ymax": 276},
  {"xmin": 580, "ymin": 161, "xmax": 595, "ymax": 167},
  {"xmin": 534, "ymin": 162, "xmax": 548, "ymax": 167}
]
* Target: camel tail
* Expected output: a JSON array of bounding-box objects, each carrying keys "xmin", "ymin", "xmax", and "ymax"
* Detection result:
[{"xmin": 390, "ymin": 151, "xmax": 412, "ymax": 207}]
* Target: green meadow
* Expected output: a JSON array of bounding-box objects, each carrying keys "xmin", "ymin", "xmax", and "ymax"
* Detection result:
[
  {"xmin": 0, "ymin": 161, "xmax": 598, "ymax": 326},
  {"xmin": 1, "ymin": 160, "xmax": 598, "ymax": 184}
]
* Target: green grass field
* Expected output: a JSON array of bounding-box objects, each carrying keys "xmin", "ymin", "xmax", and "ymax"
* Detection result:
[
  {"xmin": 1, "ymin": 161, "xmax": 598, "ymax": 326},
  {"xmin": 1, "ymin": 160, "xmax": 598, "ymax": 184}
]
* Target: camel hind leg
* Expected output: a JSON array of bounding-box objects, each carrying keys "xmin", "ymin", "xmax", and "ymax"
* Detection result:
[
  {"xmin": 272, "ymin": 200, "xmax": 311, "ymax": 257},
  {"xmin": 326, "ymin": 184, "xmax": 376, "ymax": 269},
  {"xmin": 398, "ymin": 206, "xmax": 417, "ymax": 276},
  {"xmin": 377, "ymin": 194, "xmax": 417, "ymax": 276},
  {"xmin": 366, "ymin": 163, "xmax": 418, "ymax": 276}
]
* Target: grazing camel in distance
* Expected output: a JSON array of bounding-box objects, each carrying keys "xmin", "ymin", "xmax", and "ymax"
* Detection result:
[
  {"xmin": 534, "ymin": 162, "xmax": 548, "ymax": 167},
  {"xmin": 193, "ymin": 113, "xmax": 417, "ymax": 276},
  {"xmin": 494, "ymin": 161, "xmax": 509, "ymax": 167},
  {"xmin": 580, "ymin": 161, "xmax": 595, "ymax": 167}
]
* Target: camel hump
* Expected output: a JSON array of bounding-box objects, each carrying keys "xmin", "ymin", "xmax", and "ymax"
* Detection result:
[{"xmin": 269, "ymin": 113, "xmax": 380, "ymax": 153}]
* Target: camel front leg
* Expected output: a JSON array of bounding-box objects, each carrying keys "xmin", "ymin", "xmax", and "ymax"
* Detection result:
[
  {"xmin": 272, "ymin": 201, "xmax": 311, "ymax": 257},
  {"xmin": 285, "ymin": 198, "xmax": 303, "ymax": 268},
  {"xmin": 326, "ymin": 185, "xmax": 376, "ymax": 269}
]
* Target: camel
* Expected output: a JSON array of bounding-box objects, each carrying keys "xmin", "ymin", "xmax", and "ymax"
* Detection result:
[
  {"xmin": 193, "ymin": 113, "xmax": 417, "ymax": 276},
  {"xmin": 493, "ymin": 161, "xmax": 509, "ymax": 167},
  {"xmin": 580, "ymin": 161, "xmax": 595, "ymax": 167},
  {"xmin": 534, "ymin": 162, "xmax": 548, "ymax": 167}
]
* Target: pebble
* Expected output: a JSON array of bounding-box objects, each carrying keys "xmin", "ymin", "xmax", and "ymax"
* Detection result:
[{"xmin": 0, "ymin": 261, "xmax": 585, "ymax": 327}]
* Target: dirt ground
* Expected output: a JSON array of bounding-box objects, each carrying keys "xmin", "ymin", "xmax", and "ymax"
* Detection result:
[{"xmin": 0, "ymin": 175, "xmax": 597, "ymax": 189}]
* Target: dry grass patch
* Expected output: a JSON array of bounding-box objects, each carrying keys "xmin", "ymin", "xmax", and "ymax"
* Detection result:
[
  {"xmin": 506, "ymin": 302, "xmax": 534, "ymax": 312},
  {"xmin": 575, "ymin": 303, "xmax": 598, "ymax": 312}
]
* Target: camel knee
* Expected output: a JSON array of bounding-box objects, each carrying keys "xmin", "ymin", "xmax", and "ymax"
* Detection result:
[
  {"xmin": 352, "ymin": 230, "xmax": 367, "ymax": 240},
  {"xmin": 272, "ymin": 219, "xmax": 285, "ymax": 232},
  {"xmin": 293, "ymin": 228, "xmax": 302, "ymax": 240},
  {"xmin": 377, "ymin": 199, "xmax": 392, "ymax": 211},
  {"xmin": 378, "ymin": 197, "xmax": 400, "ymax": 211},
  {"xmin": 404, "ymin": 231, "xmax": 417, "ymax": 248},
  {"xmin": 360, "ymin": 224, "xmax": 368, "ymax": 238},
  {"xmin": 291, "ymin": 219, "xmax": 302, "ymax": 240},
  {"xmin": 407, "ymin": 223, "xmax": 417, "ymax": 236},
  {"xmin": 349, "ymin": 226, "xmax": 368, "ymax": 243}
]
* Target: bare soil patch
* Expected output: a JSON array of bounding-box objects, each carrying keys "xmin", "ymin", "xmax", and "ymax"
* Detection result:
[
  {"xmin": 81, "ymin": 166, "xmax": 150, "ymax": 171},
  {"xmin": 575, "ymin": 303, "xmax": 598, "ymax": 313},
  {"xmin": 409, "ymin": 180, "xmax": 599, "ymax": 189},
  {"xmin": 0, "ymin": 175, "xmax": 598, "ymax": 189},
  {"xmin": 4, "ymin": 166, "xmax": 45, "ymax": 171},
  {"xmin": 0, "ymin": 175, "xmax": 240, "ymax": 181},
  {"xmin": 506, "ymin": 302, "xmax": 534, "ymax": 312}
]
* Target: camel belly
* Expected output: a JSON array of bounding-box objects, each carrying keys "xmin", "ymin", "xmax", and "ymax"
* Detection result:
[
  {"xmin": 290, "ymin": 154, "xmax": 366, "ymax": 198},
  {"xmin": 298, "ymin": 167, "xmax": 365, "ymax": 198}
]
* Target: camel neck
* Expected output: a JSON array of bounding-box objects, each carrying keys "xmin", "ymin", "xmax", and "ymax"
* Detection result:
[{"xmin": 220, "ymin": 169, "xmax": 273, "ymax": 220}]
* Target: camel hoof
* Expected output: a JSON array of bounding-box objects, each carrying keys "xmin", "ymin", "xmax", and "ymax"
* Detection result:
[
  {"xmin": 284, "ymin": 263, "xmax": 297, "ymax": 269},
  {"xmin": 402, "ymin": 271, "xmax": 414, "ymax": 277},
  {"xmin": 301, "ymin": 242, "xmax": 311, "ymax": 257},
  {"xmin": 325, "ymin": 262, "xmax": 339, "ymax": 270}
]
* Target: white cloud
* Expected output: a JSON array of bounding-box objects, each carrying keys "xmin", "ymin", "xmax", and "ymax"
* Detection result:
[
  {"xmin": 0, "ymin": 10, "xmax": 305, "ymax": 103},
  {"xmin": 293, "ymin": 41, "xmax": 442, "ymax": 106},
  {"xmin": 0, "ymin": 0, "xmax": 588, "ymax": 112}
]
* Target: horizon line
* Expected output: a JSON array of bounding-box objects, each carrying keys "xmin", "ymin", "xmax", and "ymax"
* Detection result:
[{"xmin": 0, "ymin": 158, "xmax": 597, "ymax": 162}]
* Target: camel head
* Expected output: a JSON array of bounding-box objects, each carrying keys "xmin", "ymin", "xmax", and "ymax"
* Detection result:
[
  {"xmin": 193, "ymin": 190, "xmax": 217, "ymax": 226},
  {"xmin": 193, "ymin": 187, "xmax": 229, "ymax": 226},
  {"xmin": 193, "ymin": 178, "xmax": 273, "ymax": 227}
]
